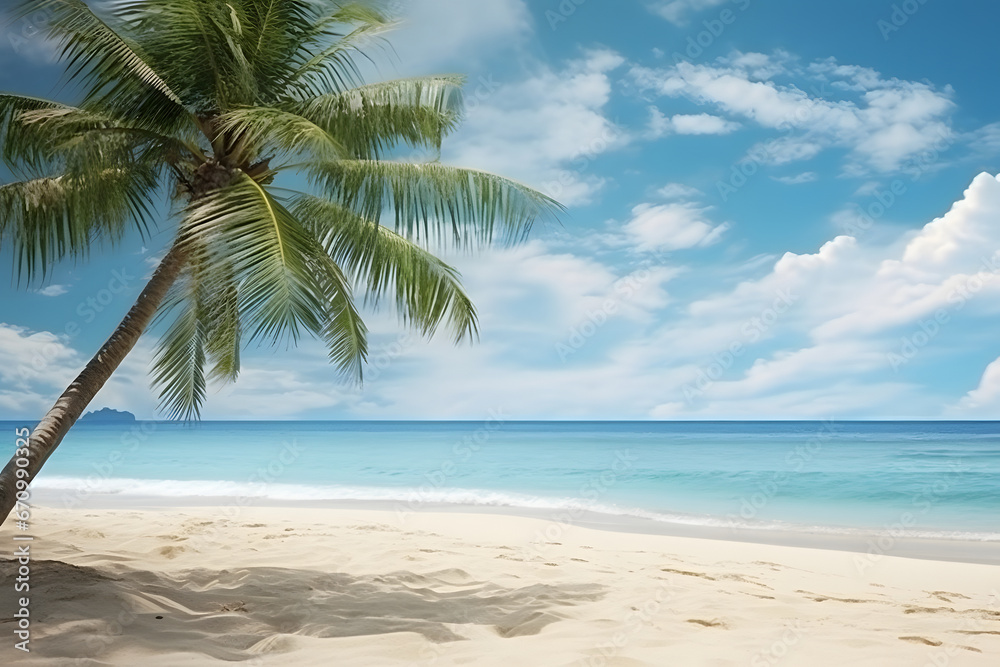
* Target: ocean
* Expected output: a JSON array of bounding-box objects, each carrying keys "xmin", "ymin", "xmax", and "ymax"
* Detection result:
[{"xmin": 8, "ymin": 420, "xmax": 1000, "ymax": 541}]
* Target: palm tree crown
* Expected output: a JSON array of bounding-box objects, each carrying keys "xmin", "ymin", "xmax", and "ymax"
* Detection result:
[{"xmin": 0, "ymin": 0, "xmax": 560, "ymax": 420}]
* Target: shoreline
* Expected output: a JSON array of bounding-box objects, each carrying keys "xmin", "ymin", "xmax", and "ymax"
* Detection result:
[{"xmin": 28, "ymin": 491, "xmax": 1000, "ymax": 566}]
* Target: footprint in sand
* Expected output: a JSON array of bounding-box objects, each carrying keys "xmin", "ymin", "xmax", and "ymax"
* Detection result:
[
  {"xmin": 157, "ymin": 545, "xmax": 187, "ymax": 559},
  {"xmin": 661, "ymin": 568, "xmax": 716, "ymax": 581},
  {"xmin": 899, "ymin": 636, "xmax": 942, "ymax": 646},
  {"xmin": 903, "ymin": 606, "xmax": 955, "ymax": 614},
  {"xmin": 929, "ymin": 590, "xmax": 971, "ymax": 600}
]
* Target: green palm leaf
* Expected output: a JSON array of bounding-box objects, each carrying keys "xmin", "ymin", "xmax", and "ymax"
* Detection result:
[
  {"xmin": 201, "ymin": 262, "xmax": 242, "ymax": 384},
  {"xmin": 15, "ymin": 0, "xmax": 189, "ymax": 131},
  {"xmin": 289, "ymin": 75, "xmax": 464, "ymax": 158},
  {"xmin": 304, "ymin": 159, "xmax": 563, "ymax": 247},
  {"xmin": 281, "ymin": 3, "xmax": 392, "ymax": 99},
  {"xmin": 151, "ymin": 263, "xmax": 208, "ymax": 421},
  {"xmin": 215, "ymin": 106, "xmax": 349, "ymax": 163},
  {"xmin": 181, "ymin": 173, "xmax": 334, "ymax": 345},
  {"xmin": 294, "ymin": 194, "xmax": 478, "ymax": 342},
  {"xmin": 0, "ymin": 165, "xmax": 159, "ymax": 282}
]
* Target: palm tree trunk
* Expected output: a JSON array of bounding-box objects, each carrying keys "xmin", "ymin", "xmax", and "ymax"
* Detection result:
[{"xmin": 0, "ymin": 240, "xmax": 188, "ymax": 526}]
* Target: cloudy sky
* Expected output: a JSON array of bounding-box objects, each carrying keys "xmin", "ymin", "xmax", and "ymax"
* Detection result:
[{"xmin": 3, "ymin": 0, "xmax": 1000, "ymax": 420}]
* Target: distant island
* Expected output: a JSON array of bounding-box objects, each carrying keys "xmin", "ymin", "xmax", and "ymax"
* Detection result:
[{"xmin": 79, "ymin": 408, "xmax": 137, "ymax": 424}]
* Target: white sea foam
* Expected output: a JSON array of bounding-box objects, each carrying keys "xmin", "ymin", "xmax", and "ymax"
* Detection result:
[{"xmin": 32, "ymin": 476, "xmax": 1000, "ymax": 542}]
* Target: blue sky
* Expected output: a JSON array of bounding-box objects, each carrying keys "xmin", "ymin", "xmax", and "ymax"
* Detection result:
[{"xmin": 4, "ymin": 0, "xmax": 1000, "ymax": 420}]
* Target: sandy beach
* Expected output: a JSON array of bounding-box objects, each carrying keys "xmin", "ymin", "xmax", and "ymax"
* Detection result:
[{"xmin": 2, "ymin": 504, "xmax": 998, "ymax": 666}]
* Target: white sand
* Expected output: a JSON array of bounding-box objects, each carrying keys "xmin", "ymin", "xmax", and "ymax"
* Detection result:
[{"xmin": 2, "ymin": 505, "xmax": 999, "ymax": 666}]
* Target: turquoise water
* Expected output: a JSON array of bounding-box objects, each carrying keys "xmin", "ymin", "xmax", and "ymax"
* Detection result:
[{"xmin": 7, "ymin": 421, "xmax": 1000, "ymax": 539}]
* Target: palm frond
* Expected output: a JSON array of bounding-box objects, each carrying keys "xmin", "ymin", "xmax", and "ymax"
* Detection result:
[
  {"xmin": 215, "ymin": 107, "xmax": 348, "ymax": 163},
  {"xmin": 281, "ymin": 4, "xmax": 392, "ymax": 100},
  {"xmin": 0, "ymin": 164, "xmax": 160, "ymax": 282},
  {"xmin": 303, "ymin": 159, "xmax": 563, "ymax": 247},
  {"xmin": 0, "ymin": 94, "xmax": 73, "ymax": 173},
  {"xmin": 151, "ymin": 243, "xmax": 243, "ymax": 419},
  {"xmin": 16, "ymin": 0, "xmax": 189, "ymax": 131},
  {"xmin": 112, "ymin": 0, "xmax": 255, "ymax": 110},
  {"xmin": 180, "ymin": 173, "xmax": 328, "ymax": 345},
  {"xmin": 313, "ymin": 252, "xmax": 368, "ymax": 380},
  {"xmin": 289, "ymin": 75, "xmax": 464, "ymax": 159},
  {"xmin": 200, "ymin": 257, "xmax": 242, "ymax": 383},
  {"xmin": 238, "ymin": 0, "xmax": 316, "ymax": 101},
  {"xmin": 0, "ymin": 95, "xmax": 191, "ymax": 186},
  {"xmin": 293, "ymin": 194, "xmax": 477, "ymax": 342},
  {"xmin": 151, "ymin": 264, "xmax": 207, "ymax": 421}
]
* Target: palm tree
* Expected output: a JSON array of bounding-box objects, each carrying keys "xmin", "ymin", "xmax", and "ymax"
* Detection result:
[{"xmin": 0, "ymin": 0, "xmax": 559, "ymax": 525}]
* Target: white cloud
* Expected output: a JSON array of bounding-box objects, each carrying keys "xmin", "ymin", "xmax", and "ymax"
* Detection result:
[
  {"xmin": 722, "ymin": 50, "xmax": 795, "ymax": 81},
  {"xmin": 0, "ymin": 324, "xmax": 154, "ymax": 419},
  {"xmin": 646, "ymin": 173, "xmax": 1000, "ymax": 417},
  {"xmin": 446, "ymin": 49, "xmax": 628, "ymax": 206},
  {"xmin": 631, "ymin": 52, "xmax": 956, "ymax": 174},
  {"xmin": 648, "ymin": 107, "xmax": 740, "ymax": 137},
  {"xmin": 773, "ymin": 172, "xmax": 818, "ymax": 185},
  {"xmin": 854, "ymin": 181, "xmax": 882, "ymax": 197},
  {"xmin": 656, "ymin": 182, "xmax": 703, "ymax": 200},
  {"xmin": 969, "ymin": 122, "xmax": 1000, "ymax": 155},
  {"xmin": 623, "ymin": 202, "xmax": 729, "ymax": 251},
  {"xmin": 375, "ymin": 0, "xmax": 532, "ymax": 75},
  {"xmin": 752, "ymin": 137, "xmax": 824, "ymax": 165},
  {"xmin": 808, "ymin": 60, "xmax": 884, "ymax": 92},
  {"xmin": 0, "ymin": 321, "xmax": 356, "ymax": 420},
  {"xmin": 953, "ymin": 357, "xmax": 1000, "ymax": 414},
  {"xmin": 206, "ymin": 366, "xmax": 354, "ymax": 418},
  {"xmin": 331, "ymin": 241, "xmax": 684, "ymax": 419},
  {"xmin": 0, "ymin": 325, "xmax": 80, "ymax": 415},
  {"xmin": 647, "ymin": 0, "xmax": 729, "ymax": 25},
  {"xmin": 358, "ymin": 0, "xmax": 626, "ymax": 206},
  {"xmin": 35, "ymin": 284, "xmax": 68, "ymax": 297}
]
